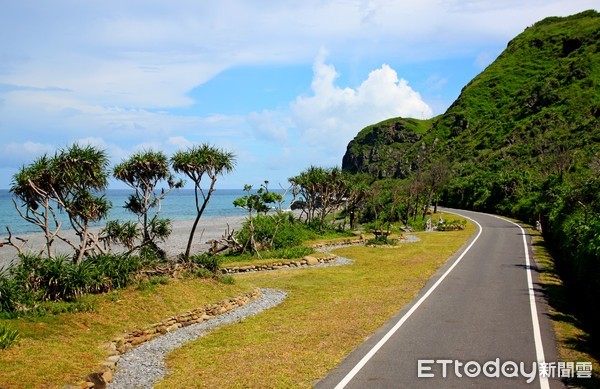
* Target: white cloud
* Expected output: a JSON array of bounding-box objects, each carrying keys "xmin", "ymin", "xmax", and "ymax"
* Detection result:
[
  {"xmin": 247, "ymin": 110, "xmax": 290, "ymax": 143},
  {"xmin": 0, "ymin": 0, "xmax": 597, "ymax": 189},
  {"xmin": 168, "ymin": 136, "xmax": 194, "ymax": 150},
  {"xmin": 291, "ymin": 51, "xmax": 432, "ymax": 156},
  {"xmin": 0, "ymin": 141, "xmax": 55, "ymax": 168}
]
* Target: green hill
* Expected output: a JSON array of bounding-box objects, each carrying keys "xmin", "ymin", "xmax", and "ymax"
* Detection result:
[{"xmin": 342, "ymin": 10, "xmax": 600, "ymax": 339}]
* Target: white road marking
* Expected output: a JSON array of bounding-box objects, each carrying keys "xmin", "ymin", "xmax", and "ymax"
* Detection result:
[
  {"xmin": 333, "ymin": 214, "xmax": 483, "ymax": 389},
  {"xmin": 496, "ymin": 216, "xmax": 550, "ymax": 389}
]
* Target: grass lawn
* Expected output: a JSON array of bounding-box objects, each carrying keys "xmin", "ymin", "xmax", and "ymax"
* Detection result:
[
  {"xmin": 530, "ymin": 229, "xmax": 600, "ymax": 388},
  {"xmin": 0, "ymin": 213, "xmax": 474, "ymax": 388}
]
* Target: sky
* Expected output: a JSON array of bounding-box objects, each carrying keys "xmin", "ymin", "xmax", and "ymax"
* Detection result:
[{"xmin": 0, "ymin": 1, "xmax": 597, "ymax": 190}]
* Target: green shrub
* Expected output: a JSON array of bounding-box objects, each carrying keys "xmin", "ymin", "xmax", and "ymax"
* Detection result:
[
  {"xmin": 87, "ymin": 254, "xmax": 141, "ymax": 290},
  {"xmin": 437, "ymin": 219, "xmax": 467, "ymax": 231},
  {"xmin": 0, "ymin": 269, "xmax": 20, "ymax": 313},
  {"xmin": 366, "ymin": 235, "xmax": 395, "ymax": 245},
  {"xmin": 192, "ymin": 254, "xmax": 222, "ymax": 273},
  {"xmin": 0, "ymin": 322, "xmax": 20, "ymax": 350},
  {"xmin": 237, "ymin": 212, "xmax": 314, "ymax": 250}
]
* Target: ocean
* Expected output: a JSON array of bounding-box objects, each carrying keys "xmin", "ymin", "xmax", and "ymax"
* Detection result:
[{"xmin": 0, "ymin": 188, "xmax": 293, "ymax": 237}]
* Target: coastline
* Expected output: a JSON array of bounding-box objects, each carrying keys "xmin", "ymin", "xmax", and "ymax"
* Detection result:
[{"xmin": 0, "ymin": 215, "xmax": 247, "ymax": 269}]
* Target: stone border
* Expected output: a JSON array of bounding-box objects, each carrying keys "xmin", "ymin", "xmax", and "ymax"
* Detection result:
[
  {"xmin": 220, "ymin": 253, "xmax": 338, "ymax": 274},
  {"xmin": 69, "ymin": 289, "xmax": 262, "ymax": 389}
]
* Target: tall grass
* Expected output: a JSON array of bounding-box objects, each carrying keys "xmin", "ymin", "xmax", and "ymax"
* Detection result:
[
  {"xmin": 0, "ymin": 253, "xmax": 144, "ymax": 316},
  {"xmin": 0, "ymin": 322, "xmax": 19, "ymax": 350}
]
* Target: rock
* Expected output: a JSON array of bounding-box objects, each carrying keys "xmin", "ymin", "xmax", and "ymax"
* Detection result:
[
  {"xmin": 85, "ymin": 372, "xmax": 106, "ymax": 389},
  {"xmin": 303, "ymin": 256, "xmax": 319, "ymax": 265},
  {"xmin": 107, "ymin": 355, "xmax": 120, "ymax": 364},
  {"xmin": 130, "ymin": 336, "xmax": 145, "ymax": 346},
  {"xmin": 102, "ymin": 369, "xmax": 113, "ymax": 383}
]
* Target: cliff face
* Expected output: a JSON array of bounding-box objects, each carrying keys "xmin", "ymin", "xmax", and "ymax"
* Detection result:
[{"xmin": 341, "ymin": 117, "xmax": 433, "ymax": 179}]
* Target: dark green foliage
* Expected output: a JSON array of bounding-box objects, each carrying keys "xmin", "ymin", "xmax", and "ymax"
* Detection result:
[
  {"xmin": 191, "ymin": 253, "xmax": 222, "ymax": 273},
  {"xmin": 289, "ymin": 166, "xmax": 350, "ymax": 228},
  {"xmin": 0, "ymin": 253, "xmax": 142, "ymax": 315},
  {"xmin": 236, "ymin": 213, "xmax": 314, "ymax": 251},
  {"xmin": 0, "ymin": 268, "xmax": 19, "ymax": 313},
  {"xmin": 86, "ymin": 254, "xmax": 142, "ymax": 290}
]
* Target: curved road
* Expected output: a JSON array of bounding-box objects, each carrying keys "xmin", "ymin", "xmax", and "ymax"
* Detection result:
[{"xmin": 317, "ymin": 209, "xmax": 563, "ymax": 388}]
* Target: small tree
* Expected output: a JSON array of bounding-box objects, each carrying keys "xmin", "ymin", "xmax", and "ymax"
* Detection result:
[
  {"xmin": 289, "ymin": 166, "xmax": 348, "ymax": 228},
  {"xmin": 233, "ymin": 183, "xmax": 283, "ymax": 254},
  {"xmin": 111, "ymin": 150, "xmax": 183, "ymax": 255},
  {"xmin": 171, "ymin": 144, "xmax": 236, "ymax": 260}
]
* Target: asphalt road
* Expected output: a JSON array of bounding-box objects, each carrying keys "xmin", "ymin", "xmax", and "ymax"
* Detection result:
[{"xmin": 317, "ymin": 209, "xmax": 563, "ymax": 388}]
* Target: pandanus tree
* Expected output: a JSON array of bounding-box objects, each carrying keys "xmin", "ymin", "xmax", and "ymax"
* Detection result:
[
  {"xmin": 171, "ymin": 144, "xmax": 236, "ymax": 260},
  {"xmin": 289, "ymin": 166, "xmax": 348, "ymax": 228},
  {"xmin": 10, "ymin": 155, "xmax": 60, "ymax": 258},
  {"xmin": 10, "ymin": 144, "xmax": 111, "ymax": 263},
  {"xmin": 110, "ymin": 150, "xmax": 184, "ymax": 255}
]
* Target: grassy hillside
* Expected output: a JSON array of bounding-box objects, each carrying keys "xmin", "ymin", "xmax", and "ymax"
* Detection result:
[{"xmin": 343, "ymin": 10, "xmax": 600, "ymax": 342}]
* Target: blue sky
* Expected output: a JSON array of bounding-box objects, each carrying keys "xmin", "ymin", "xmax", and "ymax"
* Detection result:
[{"xmin": 0, "ymin": 0, "xmax": 597, "ymax": 190}]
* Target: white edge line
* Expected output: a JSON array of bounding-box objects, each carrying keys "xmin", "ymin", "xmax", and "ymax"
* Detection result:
[
  {"xmin": 334, "ymin": 212, "xmax": 483, "ymax": 389},
  {"xmin": 492, "ymin": 215, "xmax": 550, "ymax": 389}
]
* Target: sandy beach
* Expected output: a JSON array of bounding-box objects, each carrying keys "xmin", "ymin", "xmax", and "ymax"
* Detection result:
[{"xmin": 0, "ymin": 215, "xmax": 247, "ymax": 269}]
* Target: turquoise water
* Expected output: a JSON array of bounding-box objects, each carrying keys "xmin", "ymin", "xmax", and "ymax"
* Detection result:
[{"xmin": 0, "ymin": 189, "xmax": 292, "ymax": 237}]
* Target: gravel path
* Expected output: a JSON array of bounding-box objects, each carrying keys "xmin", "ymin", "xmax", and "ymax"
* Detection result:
[
  {"xmin": 110, "ymin": 288, "xmax": 287, "ymax": 388},
  {"xmin": 109, "ymin": 246, "xmax": 357, "ymax": 388}
]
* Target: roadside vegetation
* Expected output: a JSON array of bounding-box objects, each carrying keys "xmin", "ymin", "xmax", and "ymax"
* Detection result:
[
  {"xmin": 342, "ymin": 10, "xmax": 600, "ymax": 353},
  {"xmin": 0, "ymin": 212, "xmax": 472, "ymax": 387},
  {"xmin": 531, "ymin": 228, "xmax": 600, "ymax": 387}
]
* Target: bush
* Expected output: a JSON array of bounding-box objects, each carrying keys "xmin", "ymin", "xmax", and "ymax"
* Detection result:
[
  {"xmin": 87, "ymin": 254, "xmax": 142, "ymax": 290},
  {"xmin": 0, "ymin": 322, "xmax": 19, "ymax": 350},
  {"xmin": 0, "ymin": 253, "xmax": 144, "ymax": 314},
  {"xmin": 0, "ymin": 269, "xmax": 20, "ymax": 313},
  {"xmin": 192, "ymin": 254, "xmax": 222, "ymax": 273},
  {"xmin": 366, "ymin": 235, "xmax": 395, "ymax": 246},
  {"xmin": 237, "ymin": 213, "xmax": 314, "ymax": 251},
  {"xmin": 437, "ymin": 219, "xmax": 467, "ymax": 231}
]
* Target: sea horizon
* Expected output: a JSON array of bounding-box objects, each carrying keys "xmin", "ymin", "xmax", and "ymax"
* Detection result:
[{"xmin": 0, "ymin": 188, "xmax": 293, "ymax": 237}]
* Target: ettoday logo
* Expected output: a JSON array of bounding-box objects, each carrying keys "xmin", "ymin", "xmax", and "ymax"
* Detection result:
[
  {"xmin": 418, "ymin": 359, "xmax": 593, "ymax": 383},
  {"xmin": 418, "ymin": 359, "xmax": 537, "ymax": 383}
]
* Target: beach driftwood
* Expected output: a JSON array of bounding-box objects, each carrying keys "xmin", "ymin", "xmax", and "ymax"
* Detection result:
[{"xmin": 208, "ymin": 224, "xmax": 241, "ymax": 255}]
